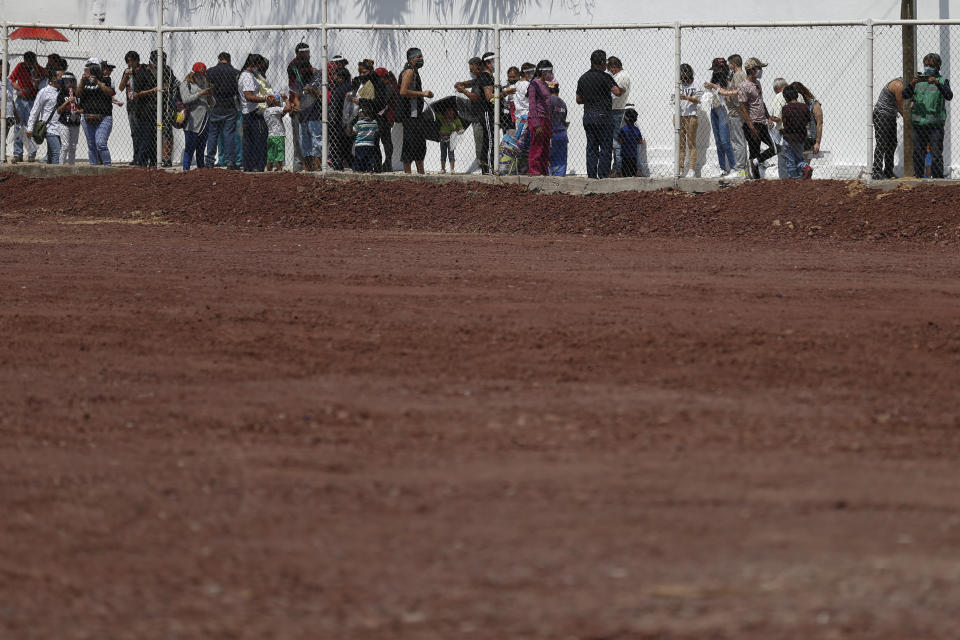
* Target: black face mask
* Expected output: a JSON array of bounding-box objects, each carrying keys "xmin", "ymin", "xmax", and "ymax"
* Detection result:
[{"xmin": 414, "ymin": 60, "xmax": 424, "ymax": 69}]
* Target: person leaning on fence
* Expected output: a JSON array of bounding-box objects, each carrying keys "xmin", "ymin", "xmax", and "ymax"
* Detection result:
[
  {"xmin": 789, "ymin": 81, "xmax": 823, "ymax": 165},
  {"xmin": 527, "ymin": 60, "xmax": 554, "ymax": 176},
  {"xmin": 703, "ymin": 58, "xmax": 736, "ymax": 176},
  {"xmin": 671, "ymin": 63, "xmax": 703, "ymax": 177},
  {"xmin": 55, "ymin": 72, "xmax": 83, "ymax": 165},
  {"xmin": 398, "ymin": 47, "xmax": 434, "ymax": 175},
  {"xmin": 577, "ymin": 49, "xmax": 624, "ymax": 179},
  {"xmin": 455, "ymin": 56, "xmax": 496, "ymax": 174},
  {"xmin": 903, "ymin": 53, "xmax": 953, "ymax": 179},
  {"xmin": 77, "ymin": 58, "xmax": 115, "ymax": 166},
  {"xmin": 205, "ymin": 52, "xmax": 240, "ymax": 170},
  {"xmin": 180, "ymin": 62, "xmax": 215, "ymax": 171},
  {"xmin": 617, "ymin": 108, "xmax": 644, "ymax": 178},
  {"xmin": 149, "ymin": 50, "xmax": 179, "ymax": 168},
  {"xmin": 872, "ymin": 77, "xmax": 906, "ymax": 179},
  {"xmin": 780, "ymin": 85, "xmax": 813, "ymax": 180},
  {"xmin": 8, "ymin": 51, "xmax": 44, "ymax": 163},
  {"xmin": 607, "ymin": 56, "xmax": 631, "ymax": 177},
  {"xmin": 239, "ymin": 54, "xmax": 270, "ymax": 172},
  {"xmin": 738, "ymin": 57, "xmax": 776, "ymax": 179},
  {"xmin": 25, "ymin": 68, "xmax": 64, "ymax": 164},
  {"xmin": 263, "ymin": 93, "xmax": 291, "ymax": 172},
  {"xmin": 548, "ymin": 81, "xmax": 568, "ymax": 176}
]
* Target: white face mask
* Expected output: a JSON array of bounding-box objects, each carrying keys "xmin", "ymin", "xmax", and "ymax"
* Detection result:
[{"xmin": 755, "ymin": 68, "xmax": 763, "ymax": 80}]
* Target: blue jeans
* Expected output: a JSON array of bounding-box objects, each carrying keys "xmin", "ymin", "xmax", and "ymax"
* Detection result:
[
  {"xmin": 82, "ymin": 115, "xmax": 112, "ymax": 165},
  {"xmin": 583, "ymin": 109, "xmax": 614, "ymax": 179},
  {"xmin": 611, "ymin": 109, "xmax": 625, "ymax": 173},
  {"xmin": 299, "ymin": 119, "xmax": 322, "ymax": 159},
  {"xmin": 183, "ymin": 128, "xmax": 209, "ymax": 170},
  {"xmin": 43, "ymin": 133, "xmax": 61, "ymax": 164},
  {"xmin": 781, "ymin": 140, "xmax": 806, "ymax": 178},
  {"xmin": 354, "ymin": 146, "xmax": 375, "ymax": 172},
  {"xmin": 710, "ymin": 107, "xmax": 735, "ymax": 172},
  {"xmin": 205, "ymin": 109, "xmax": 237, "ymax": 168},
  {"xmin": 13, "ymin": 97, "xmax": 35, "ymax": 158},
  {"xmin": 242, "ymin": 111, "xmax": 267, "ymax": 172},
  {"xmin": 550, "ymin": 129, "xmax": 568, "ymax": 176},
  {"xmin": 131, "ymin": 115, "xmax": 155, "ymax": 166}
]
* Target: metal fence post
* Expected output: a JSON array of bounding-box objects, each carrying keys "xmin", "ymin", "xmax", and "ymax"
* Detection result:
[
  {"xmin": 320, "ymin": 0, "xmax": 328, "ymax": 174},
  {"xmin": 674, "ymin": 22, "xmax": 681, "ymax": 186},
  {"xmin": 1, "ymin": 22, "xmax": 8, "ymax": 165},
  {"xmin": 493, "ymin": 25, "xmax": 501, "ymax": 175},
  {"xmin": 866, "ymin": 19, "xmax": 874, "ymax": 182},
  {"xmin": 156, "ymin": 0, "xmax": 164, "ymax": 169}
]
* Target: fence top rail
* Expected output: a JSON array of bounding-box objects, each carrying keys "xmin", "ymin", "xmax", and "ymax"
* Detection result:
[{"xmin": 10, "ymin": 18, "xmax": 960, "ymax": 32}]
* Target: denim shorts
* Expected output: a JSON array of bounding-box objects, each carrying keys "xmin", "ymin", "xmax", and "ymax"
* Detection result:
[{"xmin": 299, "ymin": 119, "xmax": 323, "ymax": 157}]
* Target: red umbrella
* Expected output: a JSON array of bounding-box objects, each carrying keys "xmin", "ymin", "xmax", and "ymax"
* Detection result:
[{"xmin": 8, "ymin": 27, "xmax": 69, "ymax": 42}]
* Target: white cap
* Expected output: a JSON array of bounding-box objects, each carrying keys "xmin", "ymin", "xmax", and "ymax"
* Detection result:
[{"xmin": 85, "ymin": 57, "xmax": 102, "ymax": 66}]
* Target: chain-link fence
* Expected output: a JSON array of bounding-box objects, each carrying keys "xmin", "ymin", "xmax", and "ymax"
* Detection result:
[{"xmin": 3, "ymin": 20, "xmax": 960, "ymax": 180}]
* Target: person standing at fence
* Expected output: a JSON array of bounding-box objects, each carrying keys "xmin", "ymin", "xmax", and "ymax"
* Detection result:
[
  {"xmin": 788, "ymin": 81, "xmax": 823, "ymax": 166},
  {"xmin": 703, "ymin": 58, "xmax": 736, "ymax": 176},
  {"xmin": 503, "ymin": 63, "xmax": 533, "ymax": 127},
  {"xmin": 706, "ymin": 54, "xmax": 749, "ymax": 176},
  {"xmin": 767, "ymin": 78, "xmax": 789, "ymax": 178},
  {"xmin": 374, "ymin": 68, "xmax": 398, "ymax": 171},
  {"xmin": 328, "ymin": 68, "xmax": 352, "ymax": 171},
  {"xmin": 263, "ymin": 94, "xmax": 291, "ymax": 172},
  {"xmin": 353, "ymin": 107, "xmax": 379, "ymax": 173},
  {"xmin": 526, "ymin": 60, "xmax": 554, "ymax": 176},
  {"xmin": 120, "ymin": 52, "xmax": 152, "ymax": 166},
  {"xmin": 738, "ymin": 58, "xmax": 776, "ymax": 179},
  {"xmin": 149, "ymin": 50, "xmax": 179, "ymax": 168},
  {"xmin": 607, "ymin": 56, "xmax": 631, "ymax": 177},
  {"xmin": 903, "ymin": 54, "xmax": 952, "ymax": 179},
  {"xmin": 77, "ymin": 58, "xmax": 115, "ymax": 166},
  {"xmin": 398, "ymin": 48, "xmax": 434, "ymax": 174},
  {"xmin": 617, "ymin": 108, "xmax": 644, "ymax": 178},
  {"xmin": 285, "ymin": 43, "xmax": 313, "ymax": 172},
  {"xmin": 25, "ymin": 69, "xmax": 64, "ymax": 164},
  {"xmin": 8, "ymin": 51, "xmax": 44, "ymax": 163},
  {"xmin": 55, "ymin": 72, "xmax": 83, "ymax": 165},
  {"xmin": 872, "ymin": 77, "xmax": 906, "ymax": 179},
  {"xmin": 239, "ymin": 54, "xmax": 270, "ymax": 172},
  {"xmin": 180, "ymin": 63, "xmax": 215, "ymax": 171},
  {"xmin": 780, "ymin": 85, "xmax": 812, "ymax": 180},
  {"xmin": 205, "ymin": 52, "xmax": 240, "ymax": 171},
  {"xmin": 576, "ymin": 49, "xmax": 624, "ymax": 179},
  {"xmin": 670, "ymin": 63, "xmax": 702, "ymax": 177},
  {"xmin": 548, "ymin": 81, "xmax": 568, "ymax": 176},
  {"xmin": 455, "ymin": 57, "xmax": 496, "ymax": 174}
]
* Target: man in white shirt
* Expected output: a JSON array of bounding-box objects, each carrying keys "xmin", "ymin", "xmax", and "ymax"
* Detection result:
[
  {"xmin": 767, "ymin": 77, "xmax": 788, "ymax": 178},
  {"xmin": 607, "ymin": 56, "xmax": 631, "ymax": 176}
]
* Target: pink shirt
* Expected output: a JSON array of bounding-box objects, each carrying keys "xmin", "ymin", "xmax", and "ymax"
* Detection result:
[{"xmin": 527, "ymin": 77, "xmax": 553, "ymax": 126}]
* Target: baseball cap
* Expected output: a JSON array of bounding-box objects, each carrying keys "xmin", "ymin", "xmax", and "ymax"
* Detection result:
[
  {"xmin": 708, "ymin": 57, "xmax": 727, "ymax": 69},
  {"xmin": 192, "ymin": 62, "xmax": 207, "ymax": 74},
  {"xmin": 744, "ymin": 57, "xmax": 768, "ymax": 71},
  {"xmin": 85, "ymin": 57, "xmax": 102, "ymax": 67},
  {"xmin": 331, "ymin": 54, "xmax": 347, "ymax": 64}
]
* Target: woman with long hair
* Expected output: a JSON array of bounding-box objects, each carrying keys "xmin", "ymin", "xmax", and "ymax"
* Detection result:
[
  {"xmin": 704, "ymin": 57, "xmax": 736, "ymax": 175},
  {"xmin": 527, "ymin": 59, "xmax": 554, "ymax": 175},
  {"xmin": 789, "ymin": 81, "xmax": 823, "ymax": 159},
  {"xmin": 180, "ymin": 62, "xmax": 215, "ymax": 170},
  {"xmin": 239, "ymin": 54, "xmax": 271, "ymax": 171}
]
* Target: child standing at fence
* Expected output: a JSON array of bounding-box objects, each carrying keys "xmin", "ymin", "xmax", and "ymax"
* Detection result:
[
  {"xmin": 264, "ymin": 93, "xmax": 291, "ymax": 171},
  {"xmin": 670, "ymin": 63, "xmax": 703, "ymax": 177},
  {"xmin": 617, "ymin": 108, "xmax": 644, "ymax": 177},
  {"xmin": 438, "ymin": 106, "xmax": 464, "ymax": 173},
  {"xmin": 353, "ymin": 107, "xmax": 379, "ymax": 172}
]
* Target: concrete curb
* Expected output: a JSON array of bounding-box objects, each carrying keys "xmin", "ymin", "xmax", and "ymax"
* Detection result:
[{"xmin": 2, "ymin": 162, "xmax": 958, "ymax": 195}]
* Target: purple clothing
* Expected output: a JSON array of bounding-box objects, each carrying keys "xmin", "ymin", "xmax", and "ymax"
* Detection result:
[
  {"xmin": 527, "ymin": 78, "xmax": 553, "ymax": 127},
  {"xmin": 781, "ymin": 101, "xmax": 810, "ymax": 145}
]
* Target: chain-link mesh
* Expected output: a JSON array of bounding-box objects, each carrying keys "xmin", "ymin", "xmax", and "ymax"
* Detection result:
[
  {"xmin": 500, "ymin": 26, "xmax": 674, "ymax": 177},
  {"xmin": 3, "ymin": 27, "xmax": 158, "ymax": 166},
  {"xmin": 4, "ymin": 21, "xmax": 960, "ymax": 180}
]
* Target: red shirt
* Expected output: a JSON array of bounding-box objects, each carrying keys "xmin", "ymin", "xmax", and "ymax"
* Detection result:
[{"xmin": 9, "ymin": 62, "xmax": 43, "ymax": 100}]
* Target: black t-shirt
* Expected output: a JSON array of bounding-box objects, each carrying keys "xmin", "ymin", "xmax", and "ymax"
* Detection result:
[
  {"xmin": 576, "ymin": 68, "xmax": 618, "ymax": 111},
  {"xmin": 129, "ymin": 64, "xmax": 157, "ymax": 119},
  {"xmin": 471, "ymin": 71, "xmax": 494, "ymax": 113},
  {"xmin": 78, "ymin": 76, "xmax": 113, "ymax": 116}
]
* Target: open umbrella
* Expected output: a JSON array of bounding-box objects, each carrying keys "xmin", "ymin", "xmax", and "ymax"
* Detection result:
[{"xmin": 8, "ymin": 27, "xmax": 69, "ymax": 42}]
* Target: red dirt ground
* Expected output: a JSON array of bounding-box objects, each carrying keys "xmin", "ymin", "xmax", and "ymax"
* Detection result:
[{"xmin": 3, "ymin": 171, "xmax": 960, "ymax": 639}]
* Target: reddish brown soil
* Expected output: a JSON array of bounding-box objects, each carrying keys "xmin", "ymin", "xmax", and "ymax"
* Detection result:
[{"xmin": 3, "ymin": 172, "xmax": 960, "ymax": 639}]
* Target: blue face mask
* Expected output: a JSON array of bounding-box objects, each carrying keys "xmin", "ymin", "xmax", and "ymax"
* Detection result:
[{"xmin": 924, "ymin": 66, "xmax": 937, "ymax": 76}]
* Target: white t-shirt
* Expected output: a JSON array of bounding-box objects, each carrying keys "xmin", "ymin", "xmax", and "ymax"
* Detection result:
[
  {"xmin": 264, "ymin": 105, "xmax": 285, "ymax": 137},
  {"xmin": 612, "ymin": 69, "xmax": 631, "ymax": 110},
  {"xmin": 670, "ymin": 81, "xmax": 703, "ymax": 117},
  {"xmin": 512, "ymin": 79, "xmax": 530, "ymax": 118},
  {"xmin": 238, "ymin": 70, "xmax": 260, "ymax": 114},
  {"xmin": 769, "ymin": 90, "xmax": 787, "ymax": 130}
]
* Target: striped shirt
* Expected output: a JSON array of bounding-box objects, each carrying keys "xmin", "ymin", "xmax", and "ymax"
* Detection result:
[{"xmin": 353, "ymin": 117, "xmax": 378, "ymax": 146}]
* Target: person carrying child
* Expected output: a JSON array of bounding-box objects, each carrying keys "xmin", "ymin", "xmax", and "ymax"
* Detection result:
[
  {"xmin": 264, "ymin": 93, "xmax": 291, "ymax": 171},
  {"xmin": 616, "ymin": 108, "xmax": 644, "ymax": 177},
  {"xmin": 353, "ymin": 107, "xmax": 379, "ymax": 172},
  {"xmin": 438, "ymin": 106, "xmax": 464, "ymax": 173}
]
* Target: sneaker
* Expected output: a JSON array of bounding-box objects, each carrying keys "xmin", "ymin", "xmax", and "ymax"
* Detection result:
[
  {"xmin": 11, "ymin": 155, "xmax": 22, "ymax": 164},
  {"xmin": 802, "ymin": 165, "xmax": 813, "ymax": 180},
  {"xmin": 751, "ymin": 158, "xmax": 761, "ymax": 179},
  {"xmin": 161, "ymin": 160, "xmax": 173, "ymax": 168},
  {"xmin": 27, "ymin": 155, "xmax": 36, "ymax": 163}
]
